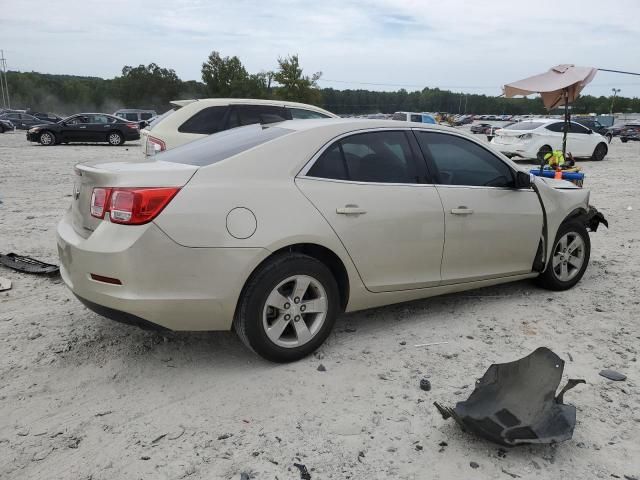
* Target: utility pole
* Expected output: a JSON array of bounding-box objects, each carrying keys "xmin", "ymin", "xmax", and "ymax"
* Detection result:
[
  {"xmin": 610, "ymin": 88, "xmax": 621, "ymax": 115},
  {"xmin": 0, "ymin": 50, "xmax": 10, "ymax": 109}
]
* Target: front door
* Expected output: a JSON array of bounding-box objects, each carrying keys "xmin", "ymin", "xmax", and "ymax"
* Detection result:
[
  {"xmin": 414, "ymin": 130, "xmax": 542, "ymax": 283},
  {"xmin": 296, "ymin": 129, "xmax": 445, "ymax": 292},
  {"xmin": 61, "ymin": 115, "xmax": 92, "ymax": 142}
]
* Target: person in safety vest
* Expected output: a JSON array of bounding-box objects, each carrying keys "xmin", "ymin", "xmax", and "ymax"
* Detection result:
[{"xmin": 544, "ymin": 150, "xmax": 564, "ymax": 168}]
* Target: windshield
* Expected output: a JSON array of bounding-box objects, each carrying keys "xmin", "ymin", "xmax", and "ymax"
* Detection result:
[
  {"xmin": 504, "ymin": 121, "xmax": 545, "ymax": 131},
  {"xmin": 160, "ymin": 125, "xmax": 293, "ymax": 166}
]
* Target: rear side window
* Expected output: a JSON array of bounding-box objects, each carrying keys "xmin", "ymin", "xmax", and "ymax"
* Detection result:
[
  {"xmin": 308, "ymin": 131, "xmax": 419, "ymax": 184},
  {"xmin": 227, "ymin": 105, "xmax": 288, "ymax": 129},
  {"xmin": 415, "ymin": 131, "xmax": 514, "ymax": 188},
  {"xmin": 545, "ymin": 122, "xmax": 565, "ymax": 132},
  {"xmin": 410, "ymin": 114, "xmax": 422, "ymax": 122},
  {"xmin": 391, "ymin": 112, "xmax": 407, "ymax": 121},
  {"xmin": 179, "ymin": 106, "xmax": 229, "ymax": 134},
  {"xmin": 124, "ymin": 113, "xmax": 138, "ymax": 121},
  {"xmin": 140, "ymin": 113, "xmax": 153, "ymax": 120},
  {"xmin": 289, "ymin": 108, "xmax": 330, "ymax": 119},
  {"xmin": 161, "ymin": 125, "xmax": 292, "ymax": 166}
]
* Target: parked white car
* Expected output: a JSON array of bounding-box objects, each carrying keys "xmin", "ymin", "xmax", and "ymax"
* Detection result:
[
  {"xmin": 141, "ymin": 98, "xmax": 337, "ymax": 155},
  {"xmin": 57, "ymin": 119, "xmax": 607, "ymax": 362},
  {"xmin": 491, "ymin": 119, "xmax": 609, "ymax": 161}
]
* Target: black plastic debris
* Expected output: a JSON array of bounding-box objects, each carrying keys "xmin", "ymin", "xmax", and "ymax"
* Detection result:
[
  {"xmin": 599, "ymin": 369, "xmax": 626, "ymax": 381},
  {"xmin": 293, "ymin": 463, "xmax": 311, "ymax": 480},
  {"xmin": 0, "ymin": 253, "xmax": 59, "ymax": 276},
  {"xmin": 419, "ymin": 378, "xmax": 432, "ymax": 391},
  {"xmin": 434, "ymin": 347, "xmax": 585, "ymax": 446}
]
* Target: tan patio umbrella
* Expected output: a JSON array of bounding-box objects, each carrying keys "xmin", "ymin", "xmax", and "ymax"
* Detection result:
[{"xmin": 503, "ymin": 64, "xmax": 598, "ymax": 166}]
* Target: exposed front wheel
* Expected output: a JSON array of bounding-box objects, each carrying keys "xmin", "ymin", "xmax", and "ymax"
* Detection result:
[
  {"xmin": 591, "ymin": 142, "xmax": 607, "ymax": 161},
  {"xmin": 39, "ymin": 131, "xmax": 55, "ymax": 146},
  {"xmin": 108, "ymin": 131, "xmax": 124, "ymax": 146},
  {"xmin": 536, "ymin": 221, "xmax": 590, "ymax": 291},
  {"xmin": 234, "ymin": 253, "xmax": 339, "ymax": 362}
]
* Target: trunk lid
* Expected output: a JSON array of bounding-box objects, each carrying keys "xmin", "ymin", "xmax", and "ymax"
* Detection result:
[{"xmin": 71, "ymin": 160, "xmax": 198, "ymax": 238}]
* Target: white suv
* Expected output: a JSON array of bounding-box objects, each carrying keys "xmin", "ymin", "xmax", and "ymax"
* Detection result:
[{"xmin": 142, "ymin": 98, "xmax": 337, "ymax": 154}]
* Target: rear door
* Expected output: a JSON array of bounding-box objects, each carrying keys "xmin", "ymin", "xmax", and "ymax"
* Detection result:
[
  {"xmin": 414, "ymin": 130, "xmax": 542, "ymax": 283},
  {"xmin": 86, "ymin": 114, "xmax": 113, "ymax": 141},
  {"xmin": 567, "ymin": 121, "xmax": 595, "ymax": 156},
  {"xmin": 296, "ymin": 129, "xmax": 445, "ymax": 292}
]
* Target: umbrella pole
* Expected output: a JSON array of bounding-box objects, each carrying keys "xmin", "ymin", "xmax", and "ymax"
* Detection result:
[{"xmin": 562, "ymin": 88, "xmax": 569, "ymax": 159}]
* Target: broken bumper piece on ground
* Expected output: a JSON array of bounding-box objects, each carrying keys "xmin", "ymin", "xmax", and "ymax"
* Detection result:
[
  {"xmin": 0, "ymin": 253, "xmax": 60, "ymax": 276},
  {"xmin": 434, "ymin": 347, "xmax": 585, "ymax": 446}
]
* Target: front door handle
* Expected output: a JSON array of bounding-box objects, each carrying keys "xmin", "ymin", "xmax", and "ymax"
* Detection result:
[
  {"xmin": 451, "ymin": 207, "xmax": 474, "ymax": 215},
  {"xmin": 336, "ymin": 205, "xmax": 367, "ymax": 215}
]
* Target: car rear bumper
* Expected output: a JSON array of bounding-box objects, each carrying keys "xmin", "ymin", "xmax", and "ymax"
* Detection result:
[
  {"xmin": 56, "ymin": 210, "xmax": 269, "ymax": 331},
  {"xmin": 491, "ymin": 140, "xmax": 537, "ymax": 159},
  {"xmin": 124, "ymin": 131, "xmax": 141, "ymax": 141}
]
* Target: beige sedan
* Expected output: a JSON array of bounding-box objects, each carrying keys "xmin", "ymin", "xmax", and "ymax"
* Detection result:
[{"xmin": 57, "ymin": 119, "xmax": 607, "ymax": 362}]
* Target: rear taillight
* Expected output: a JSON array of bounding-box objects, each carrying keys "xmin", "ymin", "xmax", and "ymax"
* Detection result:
[
  {"xmin": 146, "ymin": 136, "xmax": 166, "ymax": 155},
  {"xmin": 90, "ymin": 187, "xmax": 111, "ymax": 218},
  {"xmin": 90, "ymin": 187, "xmax": 179, "ymax": 225},
  {"xmin": 126, "ymin": 123, "xmax": 139, "ymax": 130}
]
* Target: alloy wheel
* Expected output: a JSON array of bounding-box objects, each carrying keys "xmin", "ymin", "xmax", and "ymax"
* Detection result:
[
  {"xmin": 109, "ymin": 133, "xmax": 122, "ymax": 145},
  {"xmin": 40, "ymin": 132, "xmax": 53, "ymax": 145},
  {"xmin": 262, "ymin": 275, "xmax": 328, "ymax": 348},
  {"xmin": 552, "ymin": 232, "xmax": 585, "ymax": 282}
]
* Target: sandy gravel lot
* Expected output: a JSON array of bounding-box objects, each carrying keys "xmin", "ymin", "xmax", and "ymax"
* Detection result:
[{"xmin": 0, "ymin": 128, "xmax": 639, "ymax": 480}]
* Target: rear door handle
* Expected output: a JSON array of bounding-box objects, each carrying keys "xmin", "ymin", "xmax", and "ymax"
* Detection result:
[
  {"xmin": 336, "ymin": 205, "xmax": 367, "ymax": 215},
  {"xmin": 451, "ymin": 207, "xmax": 474, "ymax": 215}
]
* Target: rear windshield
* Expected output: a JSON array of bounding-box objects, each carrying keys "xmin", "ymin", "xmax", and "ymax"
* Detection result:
[
  {"xmin": 159, "ymin": 125, "xmax": 293, "ymax": 166},
  {"xmin": 503, "ymin": 121, "xmax": 545, "ymax": 131}
]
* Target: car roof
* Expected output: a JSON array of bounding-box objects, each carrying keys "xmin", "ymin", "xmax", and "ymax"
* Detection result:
[
  {"xmin": 169, "ymin": 98, "xmax": 337, "ymax": 116},
  {"xmin": 269, "ymin": 117, "xmax": 459, "ymax": 134}
]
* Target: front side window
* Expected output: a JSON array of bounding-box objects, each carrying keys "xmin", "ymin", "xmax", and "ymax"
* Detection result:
[
  {"xmin": 140, "ymin": 112, "xmax": 153, "ymax": 120},
  {"xmin": 289, "ymin": 108, "xmax": 330, "ymax": 120},
  {"xmin": 307, "ymin": 131, "xmax": 419, "ymax": 184},
  {"xmin": 415, "ymin": 131, "xmax": 514, "ymax": 188},
  {"xmin": 569, "ymin": 122, "xmax": 590, "ymax": 134},
  {"xmin": 410, "ymin": 114, "xmax": 422, "ymax": 122},
  {"xmin": 178, "ymin": 106, "xmax": 229, "ymax": 134}
]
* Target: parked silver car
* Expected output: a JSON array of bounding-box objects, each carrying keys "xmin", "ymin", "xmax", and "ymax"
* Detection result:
[{"xmin": 57, "ymin": 119, "xmax": 607, "ymax": 362}]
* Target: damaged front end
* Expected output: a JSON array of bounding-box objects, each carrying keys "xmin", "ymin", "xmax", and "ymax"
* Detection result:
[
  {"xmin": 434, "ymin": 348, "xmax": 585, "ymax": 446},
  {"xmin": 581, "ymin": 206, "xmax": 608, "ymax": 232}
]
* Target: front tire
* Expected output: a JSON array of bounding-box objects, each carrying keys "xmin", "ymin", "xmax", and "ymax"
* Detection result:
[
  {"xmin": 39, "ymin": 131, "xmax": 55, "ymax": 146},
  {"xmin": 592, "ymin": 142, "xmax": 607, "ymax": 161},
  {"xmin": 536, "ymin": 221, "xmax": 590, "ymax": 291},
  {"xmin": 107, "ymin": 131, "xmax": 124, "ymax": 146},
  {"xmin": 234, "ymin": 253, "xmax": 340, "ymax": 362}
]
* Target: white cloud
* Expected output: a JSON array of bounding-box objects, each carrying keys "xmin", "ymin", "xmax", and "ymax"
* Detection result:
[{"xmin": 0, "ymin": 0, "xmax": 639, "ymax": 97}]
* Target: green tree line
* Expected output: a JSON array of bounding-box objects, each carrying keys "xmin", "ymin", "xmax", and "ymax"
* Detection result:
[{"xmin": 4, "ymin": 52, "xmax": 640, "ymax": 116}]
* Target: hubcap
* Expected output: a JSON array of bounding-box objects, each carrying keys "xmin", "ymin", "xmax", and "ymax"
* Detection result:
[
  {"xmin": 41, "ymin": 133, "xmax": 52, "ymax": 145},
  {"xmin": 552, "ymin": 232, "xmax": 585, "ymax": 282},
  {"xmin": 109, "ymin": 133, "xmax": 121, "ymax": 145},
  {"xmin": 262, "ymin": 275, "xmax": 328, "ymax": 348}
]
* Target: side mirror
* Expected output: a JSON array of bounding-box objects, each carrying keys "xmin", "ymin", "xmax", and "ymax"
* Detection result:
[
  {"xmin": 515, "ymin": 170, "xmax": 532, "ymax": 189},
  {"xmin": 587, "ymin": 128, "xmax": 593, "ymax": 134}
]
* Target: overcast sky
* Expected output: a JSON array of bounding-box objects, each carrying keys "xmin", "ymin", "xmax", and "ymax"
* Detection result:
[{"xmin": 1, "ymin": 0, "xmax": 639, "ymax": 97}]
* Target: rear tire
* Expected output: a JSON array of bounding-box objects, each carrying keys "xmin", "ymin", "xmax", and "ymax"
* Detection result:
[
  {"xmin": 107, "ymin": 131, "xmax": 124, "ymax": 146},
  {"xmin": 537, "ymin": 145, "xmax": 552, "ymax": 162},
  {"xmin": 536, "ymin": 221, "xmax": 590, "ymax": 291},
  {"xmin": 234, "ymin": 253, "xmax": 340, "ymax": 363},
  {"xmin": 621, "ymin": 138, "xmax": 628, "ymax": 143},
  {"xmin": 39, "ymin": 131, "xmax": 55, "ymax": 146},
  {"xmin": 591, "ymin": 142, "xmax": 607, "ymax": 161}
]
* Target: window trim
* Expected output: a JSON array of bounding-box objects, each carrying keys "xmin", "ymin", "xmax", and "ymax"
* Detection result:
[
  {"xmin": 411, "ymin": 128, "xmax": 518, "ymax": 190},
  {"xmin": 298, "ymin": 127, "xmax": 431, "ymax": 186}
]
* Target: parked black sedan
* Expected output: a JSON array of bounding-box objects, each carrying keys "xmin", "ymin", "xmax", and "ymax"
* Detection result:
[
  {"xmin": 26, "ymin": 113, "xmax": 140, "ymax": 146},
  {"xmin": 470, "ymin": 122, "xmax": 493, "ymax": 134},
  {"xmin": 0, "ymin": 118, "xmax": 14, "ymax": 133},
  {"xmin": 0, "ymin": 111, "xmax": 53, "ymax": 130}
]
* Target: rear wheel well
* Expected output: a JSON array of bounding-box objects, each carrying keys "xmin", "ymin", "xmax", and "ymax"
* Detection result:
[{"xmin": 239, "ymin": 243, "xmax": 350, "ymax": 316}]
